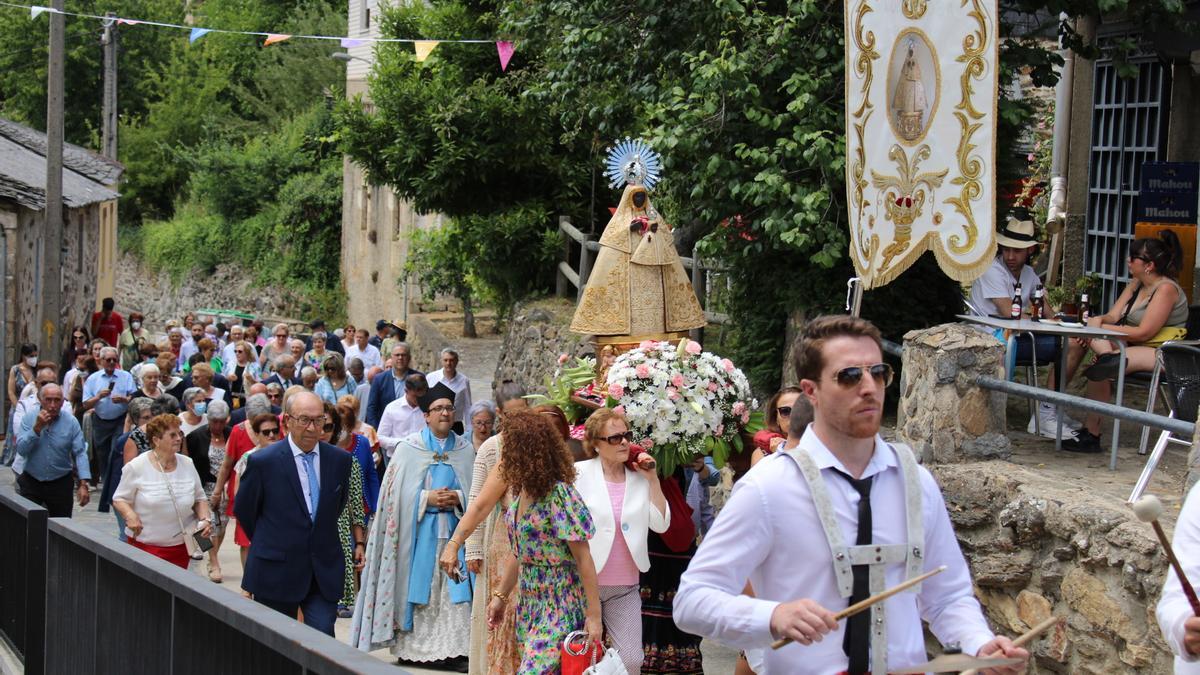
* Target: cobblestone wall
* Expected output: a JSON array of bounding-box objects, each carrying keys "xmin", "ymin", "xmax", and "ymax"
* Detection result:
[{"xmin": 493, "ymin": 298, "xmax": 593, "ymax": 396}]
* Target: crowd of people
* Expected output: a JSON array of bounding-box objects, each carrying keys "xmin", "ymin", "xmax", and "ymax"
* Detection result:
[{"xmin": 10, "ymin": 295, "xmax": 1200, "ymax": 674}]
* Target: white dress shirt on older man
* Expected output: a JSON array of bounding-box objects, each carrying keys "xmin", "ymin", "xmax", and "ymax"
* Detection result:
[
  {"xmin": 673, "ymin": 427, "xmax": 994, "ymax": 674},
  {"xmin": 376, "ymin": 397, "xmax": 426, "ymax": 458},
  {"xmin": 425, "ymin": 370, "xmax": 471, "ymax": 425}
]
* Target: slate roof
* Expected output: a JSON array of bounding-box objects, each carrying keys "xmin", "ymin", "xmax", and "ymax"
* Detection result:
[{"xmin": 0, "ymin": 117, "xmax": 121, "ymax": 210}]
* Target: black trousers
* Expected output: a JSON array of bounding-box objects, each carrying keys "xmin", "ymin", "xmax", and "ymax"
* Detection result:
[
  {"xmin": 91, "ymin": 415, "xmax": 124, "ymax": 484},
  {"xmin": 17, "ymin": 471, "xmax": 75, "ymax": 518}
]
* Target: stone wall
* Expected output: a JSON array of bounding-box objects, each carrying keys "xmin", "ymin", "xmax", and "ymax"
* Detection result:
[
  {"xmin": 932, "ymin": 461, "xmax": 1171, "ymax": 673},
  {"xmin": 114, "ymin": 252, "xmax": 312, "ymax": 325},
  {"xmin": 405, "ymin": 313, "xmax": 453, "ymax": 374},
  {"xmin": 898, "ymin": 323, "xmax": 1010, "ymax": 462},
  {"xmin": 493, "ymin": 298, "xmax": 593, "ymax": 396}
]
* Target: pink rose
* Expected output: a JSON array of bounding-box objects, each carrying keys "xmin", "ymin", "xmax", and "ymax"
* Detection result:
[
  {"xmin": 716, "ymin": 424, "xmax": 725, "ymax": 436},
  {"xmin": 636, "ymin": 364, "xmax": 651, "ymax": 378},
  {"xmin": 707, "ymin": 381, "xmax": 719, "ymax": 392},
  {"xmin": 732, "ymin": 401, "xmax": 746, "ymax": 416},
  {"xmin": 721, "ymin": 358, "xmax": 735, "ymax": 372},
  {"xmin": 741, "ymin": 412, "xmax": 751, "ymax": 425},
  {"xmin": 608, "ymin": 383, "xmax": 624, "ymax": 398},
  {"xmin": 557, "ymin": 353, "xmax": 569, "ymax": 365},
  {"xmin": 685, "ymin": 340, "xmax": 702, "ymax": 355},
  {"xmin": 639, "ymin": 340, "xmax": 656, "ymax": 350},
  {"xmin": 613, "ymin": 405, "xmax": 626, "ymax": 416},
  {"xmin": 671, "ymin": 373, "xmax": 685, "ymax": 387},
  {"xmin": 642, "ymin": 438, "xmax": 654, "ymax": 448},
  {"xmin": 570, "ymin": 424, "xmax": 587, "ymax": 440},
  {"xmin": 666, "ymin": 386, "xmax": 679, "ymax": 400}
]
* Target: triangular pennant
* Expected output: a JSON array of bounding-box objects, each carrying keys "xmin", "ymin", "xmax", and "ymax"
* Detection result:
[
  {"xmin": 413, "ymin": 40, "xmax": 438, "ymax": 62},
  {"xmin": 116, "ymin": 18, "xmax": 141, "ymax": 25},
  {"xmin": 189, "ymin": 27, "xmax": 211, "ymax": 43},
  {"xmin": 263, "ymin": 33, "xmax": 291, "ymax": 46},
  {"xmin": 340, "ymin": 38, "xmax": 364, "ymax": 48},
  {"xmin": 30, "ymin": 6, "xmax": 48, "ymax": 19},
  {"xmin": 496, "ymin": 40, "xmax": 514, "ymax": 71}
]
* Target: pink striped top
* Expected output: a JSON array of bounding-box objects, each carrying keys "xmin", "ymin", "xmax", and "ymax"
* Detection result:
[{"xmin": 597, "ymin": 480, "xmax": 640, "ymax": 586}]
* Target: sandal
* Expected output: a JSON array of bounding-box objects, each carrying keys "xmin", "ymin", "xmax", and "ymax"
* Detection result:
[{"xmin": 207, "ymin": 560, "xmax": 223, "ymax": 583}]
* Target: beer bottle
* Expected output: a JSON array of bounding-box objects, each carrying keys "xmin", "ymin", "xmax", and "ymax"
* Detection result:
[
  {"xmin": 1011, "ymin": 282, "xmax": 1023, "ymax": 320},
  {"xmin": 1080, "ymin": 292, "xmax": 1090, "ymax": 323},
  {"xmin": 1031, "ymin": 284, "xmax": 1044, "ymax": 322}
]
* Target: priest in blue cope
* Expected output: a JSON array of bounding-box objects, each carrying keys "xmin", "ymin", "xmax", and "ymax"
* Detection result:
[{"xmin": 351, "ymin": 381, "xmax": 476, "ymax": 669}]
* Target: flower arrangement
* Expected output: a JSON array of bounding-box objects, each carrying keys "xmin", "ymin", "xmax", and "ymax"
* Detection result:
[
  {"xmin": 525, "ymin": 355, "xmax": 597, "ymax": 424},
  {"xmin": 605, "ymin": 338, "xmax": 759, "ymax": 475}
]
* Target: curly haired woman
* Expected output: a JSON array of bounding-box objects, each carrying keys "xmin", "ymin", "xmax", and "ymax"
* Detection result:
[{"xmin": 444, "ymin": 410, "xmax": 601, "ymax": 674}]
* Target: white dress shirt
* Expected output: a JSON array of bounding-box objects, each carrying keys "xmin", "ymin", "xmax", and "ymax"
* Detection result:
[
  {"xmin": 345, "ymin": 343, "xmax": 383, "ymax": 372},
  {"xmin": 1158, "ymin": 480, "xmax": 1200, "ymax": 672},
  {"xmin": 673, "ymin": 427, "xmax": 994, "ymax": 673},
  {"xmin": 425, "ymin": 369, "xmax": 472, "ymax": 424},
  {"xmin": 288, "ymin": 434, "xmax": 320, "ymax": 514},
  {"xmin": 376, "ymin": 398, "xmax": 427, "ymax": 457}
]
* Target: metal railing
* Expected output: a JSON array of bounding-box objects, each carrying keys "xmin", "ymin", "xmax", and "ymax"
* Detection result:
[
  {"xmin": 0, "ymin": 484, "xmax": 402, "ymax": 675},
  {"xmin": 0, "ymin": 488, "xmax": 46, "ymax": 674},
  {"xmin": 555, "ymin": 216, "xmax": 729, "ymax": 325}
]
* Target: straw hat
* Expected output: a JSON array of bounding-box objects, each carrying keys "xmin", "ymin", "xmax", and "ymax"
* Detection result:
[{"xmin": 996, "ymin": 216, "xmax": 1038, "ymax": 250}]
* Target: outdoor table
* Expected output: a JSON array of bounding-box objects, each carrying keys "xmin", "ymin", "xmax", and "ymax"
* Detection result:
[{"xmin": 956, "ymin": 315, "xmax": 1129, "ymax": 470}]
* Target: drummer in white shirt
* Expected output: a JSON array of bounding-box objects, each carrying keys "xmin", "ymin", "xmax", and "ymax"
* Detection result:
[
  {"xmin": 673, "ymin": 315, "xmax": 1027, "ymax": 675},
  {"xmin": 425, "ymin": 348, "xmax": 471, "ymax": 430}
]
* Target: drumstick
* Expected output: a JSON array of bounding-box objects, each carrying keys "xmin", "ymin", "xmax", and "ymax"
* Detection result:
[
  {"xmin": 1134, "ymin": 496, "xmax": 1200, "ymax": 616},
  {"xmin": 770, "ymin": 566, "xmax": 946, "ymax": 650},
  {"xmin": 958, "ymin": 616, "xmax": 1059, "ymax": 675}
]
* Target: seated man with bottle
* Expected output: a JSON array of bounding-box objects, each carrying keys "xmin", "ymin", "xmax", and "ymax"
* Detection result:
[{"xmin": 968, "ymin": 211, "xmax": 1077, "ymax": 437}]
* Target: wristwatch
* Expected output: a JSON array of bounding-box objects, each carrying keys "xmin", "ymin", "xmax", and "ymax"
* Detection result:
[{"xmin": 354, "ymin": 541, "xmax": 366, "ymax": 548}]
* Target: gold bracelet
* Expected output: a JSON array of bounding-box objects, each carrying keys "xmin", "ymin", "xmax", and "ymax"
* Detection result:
[
  {"xmin": 446, "ymin": 539, "xmax": 460, "ymax": 549},
  {"xmin": 492, "ymin": 590, "xmax": 508, "ymax": 602}
]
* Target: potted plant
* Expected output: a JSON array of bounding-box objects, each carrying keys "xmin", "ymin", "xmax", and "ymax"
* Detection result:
[
  {"xmin": 1075, "ymin": 274, "xmax": 1101, "ymax": 318},
  {"xmin": 1046, "ymin": 285, "xmax": 1070, "ymax": 315}
]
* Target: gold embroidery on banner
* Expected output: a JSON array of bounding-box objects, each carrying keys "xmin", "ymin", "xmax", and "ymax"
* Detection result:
[
  {"xmin": 869, "ymin": 144, "xmax": 948, "ymax": 274},
  {"xmin": 847, "ymin": 0, "xmax": 880, "ymax": 281},
  {"xmin": 901, "ymin": 0, "xmax": 928, "ymax": 19},
  {"xmin": 943, "ymin": 0, "xmax": 989, "ymax": 255}
]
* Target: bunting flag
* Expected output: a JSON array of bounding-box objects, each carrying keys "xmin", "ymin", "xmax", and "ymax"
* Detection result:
[
  {"xmin": 496, "ymin": 40, "xmax": 514, "ymax": 71},
  {"xmin": 413, "ymin": 40, "xmax": 438, "ymax": 62},
  {"xmin": 3, "ymin": 1, "xmax": 514, "ymax": 70}
]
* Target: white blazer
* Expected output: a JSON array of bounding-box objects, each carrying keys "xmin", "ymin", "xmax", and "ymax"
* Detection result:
[{"xmin": 574, "ymin": 458, "xmax": 670, "ymax": 574}]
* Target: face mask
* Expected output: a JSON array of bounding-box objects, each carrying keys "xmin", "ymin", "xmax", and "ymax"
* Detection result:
[
  {"xmin": 25, "ymin": 356, "xmax": 37, "ymax": 367},
  {"xmin": 194, "ymin": 401, "xmax": 208, "ymax": 416},
  {"xmin": 131, "ymin": 321, "xmax": 142, "ymax": 330}
]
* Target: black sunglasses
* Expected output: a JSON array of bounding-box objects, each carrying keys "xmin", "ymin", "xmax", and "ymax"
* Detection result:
[
  {"xmin": 776, "ymin": 405, "xmax": 793, "ymax": 417},
  {"xmin": 831, "ymin": 363, "xmax": 894, "ymax": 388},
  {"xmin": 322, "ymin": 423, "xmax": 336, "ymax": 432},
  {"xmin": 598, "ymin": 431, "xmax": 634, "ymax": 445},
  {"xmin": 259, "ymin": 427, "xmax": 280, "ymax": 436}
]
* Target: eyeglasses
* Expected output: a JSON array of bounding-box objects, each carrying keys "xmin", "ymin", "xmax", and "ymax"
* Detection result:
[
  {"xmin": 428, "ymin": 405, "xmax": 455, "ymax": 414},
  {"xmin": 831, "ymin": 363, "xmax": 894, "ymax": 388},
  {"xmin": 235, "ymin": 349, "xmax": 246, "ymax": 354},
  {"xmin": 777, "ymin": 405, "xmax": 793, "ymax": 417},
  {"xmin": 290, "ymin": 415, "xmax": 324, "ymax": 428},
  {"xmin": 258, "ymin": 427, "xmax": 280, "ymax": 437},
  {"xmin": 267, "ymin": 393, "xmax": 282, "ymax": 400},
  {"xmin": 322, "ymin": 423, "xmax": 335, "ymax": 432},
  {"xmin": 598, "ymin": 431, "xmax": 634, "ymax": 445},
  {"xmin": 1128, "ymin": 255, "xmax": 1152, "ymax": 264},
  {"xmin": 102, "ymin": 357, "xmax": 117, "ymax": 363},
  {"xmin": 73, "ymin": 334, "xmax": 86, "ymax": 341}
]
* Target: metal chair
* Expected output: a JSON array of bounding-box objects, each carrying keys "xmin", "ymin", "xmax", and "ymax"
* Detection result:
[
  {"xmin": 1129, "ymin": 342, "xmax": 1200, "ymax": 502},
  {"xmin": 1134, "ymin": 304, "xmax": 1200, "ymax": 454}
]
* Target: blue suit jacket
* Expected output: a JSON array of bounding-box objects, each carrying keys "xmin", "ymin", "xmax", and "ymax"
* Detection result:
[
  {"xmin": 364, "ymin": 368, "xmax": 421, "ymax": 429},
  {"xmin": 234, "ymin": 438, "xmax": 352, "ymax": 603}
]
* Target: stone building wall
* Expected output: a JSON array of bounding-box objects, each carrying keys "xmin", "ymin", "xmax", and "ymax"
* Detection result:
[
  {"xmin": 404, "ymin": 314, "xmax": 453, "ymax": 374},
  {"xmin": 493, "ymin": 298, "xmax": 593, "ymax": 396}
]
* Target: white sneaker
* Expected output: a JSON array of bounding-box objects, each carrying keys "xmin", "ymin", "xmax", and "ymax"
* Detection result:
[{"xmin": 1027, "ymin": 404, "xmax": 1083, "ymax": 438}]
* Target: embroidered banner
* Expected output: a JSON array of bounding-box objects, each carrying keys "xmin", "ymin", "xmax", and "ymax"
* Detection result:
[{"xmin": 844, "ymin": 0, "xmax": 998, "ymax": 289}]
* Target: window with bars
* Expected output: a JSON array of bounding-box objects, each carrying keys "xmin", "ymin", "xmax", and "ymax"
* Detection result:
[{"xmin": 1084, "ymin": 34, "xmax": 1171, "ymax": 308}]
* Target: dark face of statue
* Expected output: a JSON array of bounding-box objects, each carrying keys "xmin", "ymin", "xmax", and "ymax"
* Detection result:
[{"xmin": 632, "ymin": 190, "xmax": 647, "ymax": 208}]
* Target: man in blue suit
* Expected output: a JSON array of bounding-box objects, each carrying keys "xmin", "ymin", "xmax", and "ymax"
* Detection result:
[
  {"xmin": 234, "ymin": 391, "xmax": 355, "ymax": 636},
  {"xmin": 365, "ymin": 342, "xmax": 421, "ymax": 429}
]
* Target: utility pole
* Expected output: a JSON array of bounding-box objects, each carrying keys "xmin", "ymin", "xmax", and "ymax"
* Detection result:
[
  {"xmin": 101, "ymin": 13, "xmax": 118, "ymax": 160},
  {"xmin": 41, "ymin": 0, "xmax": 65, "ymax": 359}
]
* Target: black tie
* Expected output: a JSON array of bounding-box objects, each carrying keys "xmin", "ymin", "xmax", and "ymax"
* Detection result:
[{"xmin": 833, "ymin": 469, "xmax": 872, "ymax": 674}]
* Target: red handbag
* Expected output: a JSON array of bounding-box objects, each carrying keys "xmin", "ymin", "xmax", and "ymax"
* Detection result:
[
  {"xmin": 658, "ymin": 474, "xmax": 696, "ymax": 553},
  {"xmin": 561, "ymin": 630, "xmax": 605, "ymax": 675}
]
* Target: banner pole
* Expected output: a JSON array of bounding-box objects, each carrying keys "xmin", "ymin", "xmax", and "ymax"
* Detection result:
[{"xmin": 846, "ymin": 277, "xmax": 864, "ymax": 317}]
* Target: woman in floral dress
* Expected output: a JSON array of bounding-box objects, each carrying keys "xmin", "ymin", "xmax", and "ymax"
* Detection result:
[
  {"xmin": 482, "ymin": 411, "xmax": 602, "ymax": 675},
  {"xmin": 321, "ymin": 401, "xmax": 366, "ymax": 616}
]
